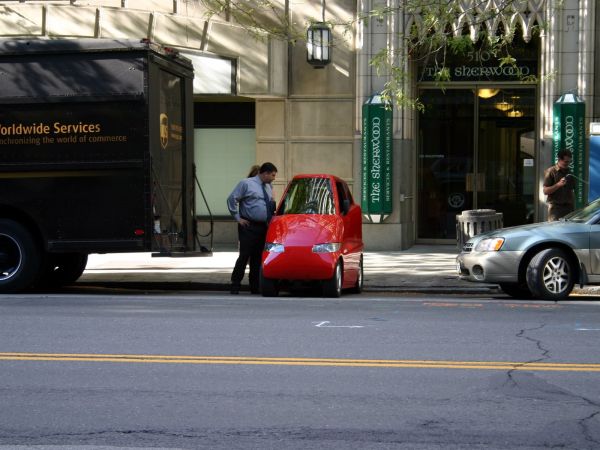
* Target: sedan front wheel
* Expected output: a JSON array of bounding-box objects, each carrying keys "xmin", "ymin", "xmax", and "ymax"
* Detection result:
[{"xmin": 526, "ymin": 248, "xmax": 575, "ymax": 300}]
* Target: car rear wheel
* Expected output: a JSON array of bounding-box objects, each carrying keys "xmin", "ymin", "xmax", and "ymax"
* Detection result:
[
  {"xmin": 499, "ymin": 282, "xmax": 532, "ymax": 299},
  {"xmin": 260, "ymin": 268, "xmax": 279, "ymax": 297},
  {"xmin": 349, "ymin": 256, "xmax": 363, "ymax": 294},
  {"xmin": 526, "ymin": 248, "xmax": 575, "ymax": 300},
  {"xmin": 0, "ymin": 219, "xmax": 42, "ymax": 293},
  {"xmin": 322, "ymin": 261, "xmax": 342, "ymax": 298}
]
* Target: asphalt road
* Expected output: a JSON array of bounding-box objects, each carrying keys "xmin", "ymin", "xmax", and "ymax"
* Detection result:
[{"xmin": 0, "ymin": 291, "xmax": 599, "ymax": 449}]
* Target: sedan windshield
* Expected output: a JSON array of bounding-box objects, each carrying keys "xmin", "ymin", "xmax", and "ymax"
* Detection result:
[
  {"xmin": 279, "ymin": 178, "xmax": 335, "ymax": 215},
  {"xmin": 563, "ymin": 198, "xmax": 600, "ymax": 223}
]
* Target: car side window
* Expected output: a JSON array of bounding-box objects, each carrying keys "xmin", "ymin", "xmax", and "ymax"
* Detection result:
[{"xmin": 336, "ymin": 181, "xmax": 347, "ymax": 214}]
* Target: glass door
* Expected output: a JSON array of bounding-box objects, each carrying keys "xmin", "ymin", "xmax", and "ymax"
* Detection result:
[
  {"xmin": 418, "ymin": 89, "xmax": 474, "ymax": 239},
  {"xmin": 417, "ymin": 87, "xmax": 536, "ymax": 240},
  {"xmin": 476, "ymin": 88, "xmax": 536, "ymax": 227}
]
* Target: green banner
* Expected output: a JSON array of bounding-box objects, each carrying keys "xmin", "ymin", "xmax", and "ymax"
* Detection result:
[
  {"xmin": 553, "ymin": 93, "xmax": 586, "ymax": 208},
  {"xmin": 361, "ymin": 95, "xmax": 392, "ymax": 223}
]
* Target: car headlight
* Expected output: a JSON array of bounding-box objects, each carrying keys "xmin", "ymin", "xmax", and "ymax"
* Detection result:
[
  {"xmin": 264, "ymin": 242, "xmax": 285, "ymax": 253},
  {"xmin": 474, "ymin": 237, "xmax": 505, "ymax": 252},
  {"xmin": 312, "ymin": 243, "xmax": 341, "ymax": 253}
]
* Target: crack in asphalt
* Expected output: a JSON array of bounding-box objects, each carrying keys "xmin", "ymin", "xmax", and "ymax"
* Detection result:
[
  {"xmin": 509, "ymin": 323, "xmax": 551, "ymax": 384},
  {"xmin": 512, "ymin": 323, "xmax": 600, "ymax": 447},
  {"xmin": 579, "ymin": 409, "xmax": 600, "ymax": 447}
]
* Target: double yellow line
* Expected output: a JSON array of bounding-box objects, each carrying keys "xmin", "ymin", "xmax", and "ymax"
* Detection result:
[{"xmin": 0, "ymin": 352, "xmax": 599, "ymax": 372}]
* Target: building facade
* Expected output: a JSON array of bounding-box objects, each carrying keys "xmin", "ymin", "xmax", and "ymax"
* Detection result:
[{"xmin": 0, "ymin": 0, "xmax": 597, "ymax": 250}]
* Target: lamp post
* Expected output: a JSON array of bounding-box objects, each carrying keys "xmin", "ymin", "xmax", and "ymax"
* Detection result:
[{"xmin": 306, "ymin": 22, "xmax": 332, "ymax": 68}]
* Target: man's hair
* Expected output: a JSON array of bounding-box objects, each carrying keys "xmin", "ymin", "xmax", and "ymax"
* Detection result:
[
  {"xmin": 557, "ymin": 149, "xmax": 573, "ymax": 161},
  {"xmin": 259, "ymin": 162, "xmax": 278, "ymax": 174}
]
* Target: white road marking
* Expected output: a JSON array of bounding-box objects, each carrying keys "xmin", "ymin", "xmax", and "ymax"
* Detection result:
[{"xmin": 314, "ymin": 321, "xmax": 364, "ymax": 328}]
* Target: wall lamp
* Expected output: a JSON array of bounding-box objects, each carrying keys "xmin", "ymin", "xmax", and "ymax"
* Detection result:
[
  {"xmin": 307, "ymin": 22, "xmax": 332, "ymax": 68},
  {"xmin": 307, "ymin": 0, "xmax": 331, "ymax": 68}
]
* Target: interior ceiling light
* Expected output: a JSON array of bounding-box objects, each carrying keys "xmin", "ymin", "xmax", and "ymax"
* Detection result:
[
  {"xmin": 507, "ymin": 109, "xmax": 524, "ymax": 118},
  {"xmin": 495, "ymin": 100, "xmax": 513, "ymax": 111},
  {"xmin": 478, "ymin": 88, "xmax": 499, "ymax": 99}
]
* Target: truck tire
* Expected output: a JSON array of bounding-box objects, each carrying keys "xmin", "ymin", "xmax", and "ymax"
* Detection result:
[
  {"xmin": 39, "ymin": 253, "xmax": 88, "ymax": 287},
  {"xmin": 0, "ymin": 219, "xmax": 42, "ymax": 293}
]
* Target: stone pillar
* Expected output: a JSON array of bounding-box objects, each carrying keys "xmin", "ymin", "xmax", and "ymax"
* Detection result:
[{"xmin": 539, "ymin": 0, "xmax": 595, "ymax": 219}]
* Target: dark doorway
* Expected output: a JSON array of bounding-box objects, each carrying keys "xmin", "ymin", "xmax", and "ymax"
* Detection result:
[{"xmin": 417, "ymin": 87, "xmax": 536, "ymax": 240}]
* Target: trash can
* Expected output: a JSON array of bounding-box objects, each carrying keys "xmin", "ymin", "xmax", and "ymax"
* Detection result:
[{"xmin": 456, "ymin": 209, "xmax": 503, "ymax": 249}]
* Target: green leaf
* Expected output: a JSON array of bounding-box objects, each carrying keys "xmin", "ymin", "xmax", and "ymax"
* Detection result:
[{"xmin": 499, "ymin": 56, "xmax": 517, "ymax": 67}]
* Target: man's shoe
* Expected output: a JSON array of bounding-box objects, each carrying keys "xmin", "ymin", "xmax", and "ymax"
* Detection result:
[{"xmin": 230, "ymin": 285, "xmax": 240, "ymax": 295}]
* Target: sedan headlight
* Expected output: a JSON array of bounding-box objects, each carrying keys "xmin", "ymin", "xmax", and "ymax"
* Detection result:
[
  {"xmin": 312, "ymin": 243, "xmax": 341, "ymax": 253},
  {"xmin": 475, "ymin": 237, "xmax": 505, "ymax": 252},
  {"xmin": 264, "ymin": 242, "xmax": 285, "ymax": 253}
]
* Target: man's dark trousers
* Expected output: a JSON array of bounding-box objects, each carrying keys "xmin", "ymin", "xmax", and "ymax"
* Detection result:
[{"xmin": 231, "ymin": 221, "xmax": 267, "ymax": 293}]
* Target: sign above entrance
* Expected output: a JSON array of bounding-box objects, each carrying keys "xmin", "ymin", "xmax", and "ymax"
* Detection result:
[
  {"xmin": 418, "ymin": 35, "xmax": 539, "ymax": 83},
  {"xmin": 420, "ymin": 60, "xmax": 538, "ymax": 82},
  {"xmin": 362, "ymin": 94, "xmax": 392, "ymax": 223}
]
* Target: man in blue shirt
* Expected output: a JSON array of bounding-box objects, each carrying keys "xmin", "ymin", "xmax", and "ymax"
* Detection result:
[{"xmin": 227, "ymin": 162, "xmax": 278, "ymax": 294}]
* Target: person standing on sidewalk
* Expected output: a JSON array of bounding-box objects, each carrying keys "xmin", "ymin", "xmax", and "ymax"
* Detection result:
[
  {"xmin": 543, "ymin": 149, "xmax": 575, "ymax": 221},
  {"xmin": 227, "ymin": 162, "xmax": 278, "ymax": 294}
]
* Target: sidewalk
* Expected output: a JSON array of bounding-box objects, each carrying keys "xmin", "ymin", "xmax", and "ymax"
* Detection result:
[{"xmin": 79, "ymin": 245, "xmax": 499, "ymax": 294}]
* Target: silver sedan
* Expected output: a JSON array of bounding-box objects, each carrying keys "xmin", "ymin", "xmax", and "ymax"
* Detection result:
[{"xmin": 456, "ymin": 199, "xmax": 600, "ymax": 300}]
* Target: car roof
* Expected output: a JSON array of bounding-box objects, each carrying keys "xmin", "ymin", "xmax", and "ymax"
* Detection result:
[{"xmin": 292, "ymin": 174, "xmax": 344, "ymax": 182}]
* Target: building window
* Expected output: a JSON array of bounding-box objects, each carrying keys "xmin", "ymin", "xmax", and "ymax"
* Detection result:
[{"xmin": 194, "ymin": 101, "xmax": 256, "ymax": 217}]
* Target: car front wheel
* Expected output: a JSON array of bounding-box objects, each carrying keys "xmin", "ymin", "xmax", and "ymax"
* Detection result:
[
  {"xmin": 323, "ymin": 261, "xmax": 342, "ymax": 298},
  {"xmin": 260, "ymin": 268, "xmax": 279, "ymax": 297},
  {"xmin": 526, "ymin": 248, "xmax": 575, "ymax": 300}
]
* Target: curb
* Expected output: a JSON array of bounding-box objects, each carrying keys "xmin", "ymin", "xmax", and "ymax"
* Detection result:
[
  {"xmin": 73, "ymin": 280, "xmax": 500, "ymax": 296},
  {"xmin": 72, "ymin": 281, "xmax": 600, "ymax": 297},
  {"xmin": 366, "ymin": 285, "xmax": 500, "ymax": 295}
]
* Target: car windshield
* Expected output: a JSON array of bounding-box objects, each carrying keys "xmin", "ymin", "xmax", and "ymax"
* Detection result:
[
  {"xmin": 562, "ymin": 198, "xmax": 600, "ymax": 223},
  {"xmin": 279, "ymin": 177, "xmax": 335, "ymax": 215}
]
